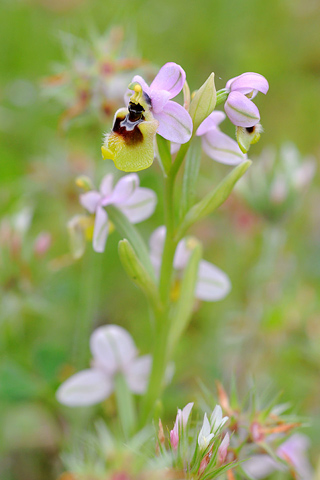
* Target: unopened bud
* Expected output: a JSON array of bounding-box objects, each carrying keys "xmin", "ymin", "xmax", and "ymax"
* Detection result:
[
  {"xmin": 34, "ymin": 232, "xmax": 51, "ymax": 257},
  {"xmin": 189, "ymin": 73, "xmax": 216, "ymax": 132},
  {"xmin": 236, "ymin": 123, "xmax": 263, "ymax": 154},
  {"xmin": 75, "ymin": 175, "xmax": 94, "ymax": 191}
]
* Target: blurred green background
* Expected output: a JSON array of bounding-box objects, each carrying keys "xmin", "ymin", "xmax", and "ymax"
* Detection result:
[{"xmin": 1, "ymin": 0, "xmax": 320, "ymax": 478}]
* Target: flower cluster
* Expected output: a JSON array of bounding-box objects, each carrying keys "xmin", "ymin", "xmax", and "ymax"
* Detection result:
[
  {"xmin": 57, "ymin": 325, "xmax": 151, "ymax": 406},
  {"xmin": 43, "ymin": 27, "xmax": 157, "ymax": 130}
]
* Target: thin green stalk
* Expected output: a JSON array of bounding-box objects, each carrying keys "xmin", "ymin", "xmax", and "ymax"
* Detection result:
[{"xmin": 139, "ymin": 140, "xmax": 190, "ymax": 426}]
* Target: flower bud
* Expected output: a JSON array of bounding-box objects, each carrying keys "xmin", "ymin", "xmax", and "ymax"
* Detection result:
[
  {"xmin": 75, "ymin": 175, "xmax": 94, "ymax": 192},
  {"xmin": 236, "ymin": 123, "xmax": 263, "ymax": 153},
  {"xmin": 189, "ymin": 73, "xmax": 216, "ymax": 132}
]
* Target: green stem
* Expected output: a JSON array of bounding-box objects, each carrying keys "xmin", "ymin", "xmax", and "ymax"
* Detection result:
[
  {"xmin": 139, "ymin": 142, "xmax": 191, "ymax": 426},
  {"xmin": 114, "ymin": 373, "xmax": 137, "ymax": 439}
]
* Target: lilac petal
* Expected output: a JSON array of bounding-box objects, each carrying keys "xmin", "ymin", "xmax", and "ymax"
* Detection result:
[
  {"xmin": 171, "ymin": 142, "xmax": 181, "ymax": 155},
  {"xmin": 107, "ymin": 174, "xmax": 139, "ymax": 205},
  {"xmin": 174, "ymin": 239, "xmax": 191, "ymax": 270},
  {"xmin": 119, "ymin": 187, "xmax": 157, "ymax": 224},
  {"xmin": 92, "ymin": 206, "xmax": 109, "ymax": 253},
  {"xmin": 150, "ymin": 89, "xmax": 171, "ymax": 114},
  {"xmin": 229, "ymin": 72, "xmax": 269, "ymax": 95},
  {"xmin": 243, "ymin": 455, "xmax": 279, "ymax": 479},
  {"xmin": 90, "ymin": 325, "xmax": 138, "ymax": 374},
  {"xmin": 196, "ymin": 260, "xmax": 231, "ymax": 301},
  {"xmin": 56, "ymin": 369, "xmax": 113, "ymax": 406},
  {"xmin": 99, "ymin": 174, "xmax": 114, "ymax": 197},
  {"xmin": 125, "ymin": 354, "xmax": 152, "ymax": 394},
  {"xmin": 80, "ymin": 191, "xmax": 101, "ymax": 214},
  {"xmin": 202, "ymin": 129, "xmax": 246, "ymax": 165},
  {"xmin": 196, "ymin": 111, "xmax": 226, "ymax": 136},
  {"xmin": 151, "ymin": 62, "xmax": 186, "ymax": 99},
  {"xmin": 224, "ymin": 91, "xmax": 260, "ymax": 127},
  {"xmin": 155, "ymin": 101, "xmax": 193, "ymax": 144}
]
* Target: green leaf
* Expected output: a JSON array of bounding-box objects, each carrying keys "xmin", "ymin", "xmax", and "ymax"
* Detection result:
[
  {"xmin": 189, "ymin": 72, "xmax": 216, "ymax": 132},
  {"xmin": 156, "ymin": 135, "xmax": 172, "ymax": 175},
  {"xmin": 118, "ymin": 239, "xmax": 162, "ymax": 312},
  {"xmin": 168, "ymin": 242, "xmax": 202, "ymax": 353},
  {"xmin": 177, "ymin": 160, "xmax": 252, "ymax": 239},
  {"xmin": 180, "ymin": 137, "xmax": 202, "ymax": 219},
  {"xmin": 106, "ymin": 205, "xmax": 155, "ymax": 281}
]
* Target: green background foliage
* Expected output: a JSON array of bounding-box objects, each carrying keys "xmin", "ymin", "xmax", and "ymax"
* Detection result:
[{"xmin": 1, "ymin": 0, "xmax": 319, "ymax": 478}]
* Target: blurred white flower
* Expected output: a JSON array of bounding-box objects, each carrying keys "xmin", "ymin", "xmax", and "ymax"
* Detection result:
[
  {"xmin": 210, "ymin": 404, "xmax": 229, "ymax": 433},
  {"xmin": 149, "ymin": 226, "xmax": 231, "ymax": 302},
  {"xmin": 56, "ymin": 325, "xmax": 151, "ymax": 406}
]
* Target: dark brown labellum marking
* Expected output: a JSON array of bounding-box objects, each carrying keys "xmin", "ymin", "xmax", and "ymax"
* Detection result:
[
  {"xmin": 246, "ymin": 126, "xmax": 255, "ymax": 134},
  {"xmin": 112, "ymin": 113, "xmax": 144, "ymax": 146}
]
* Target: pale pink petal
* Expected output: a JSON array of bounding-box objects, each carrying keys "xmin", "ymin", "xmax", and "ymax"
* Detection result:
[
  {"xmin": 174, "ymin": 239, "xmax": 191, "ymax": 270},
  {"xmin": 218, "ymin": 433, "xmax": 230, "ymax": 464},
  {"xmin": 151, "ymin": 62, "xmax": 186, "ymax": 99},
  {"xmin": 150, "ymin": 89, "xmax": 171, "ymax": 114},
  {"xmin": 155, "ymin": 101, "xmax": 193, "ymax": 143},
  {"xmin": 80, "ymin": 191, "xmax": 101, "ymax": 214},
  {"xmin": 119, "ymin": 187, "xmax": 157, "ymax": 223},
  {"xmin": 196, "ymin": 260, "xmax": 231, "ymax": 301},
  {"xmin": 125, "ymin": 354, "xmax": 152, "ymax": 394},
  {"xmin": 243, "ymin": 455, "xmax": 279, "ymax": 479},
  {"xmin": 202, "ymin": 129, "xmax": 246, "ymax": 165},
  {"xmin": 99, "ymin": 174, "xmax": 114, "ymax": 197},
  {"xmin": 130, "ymin": 75, "xmax": 151, "ymax": 96},
  {"xmin": 196, "ymin": 111, "xmax": 226, "ymax": 136},
  {"xmin": 56, "ymin": 369, "xmax": 113, "ymax": 406},
  {"xmin": 224, "ymin": 91, "xmax": 260, "ymax": 127},
  {"xmin": 106, "ymin": 174, "xmax": 139, "ymax": 205},
  {"xmin": 170, "ymin": 142, "xmax": 181, "ymax": 155},
  {"xmin": 181, "ymin": 402, "xmax": 194, "ymax": 427},
  {"xmin": 229, "ymin": 72, "xmax": 269, "ymax": 95},
  {"xmin": 92, "ymin": 206, "xmax": 109, "ymax": 253},
  {"xmin": 278, "ymin": 434, "xmax": 313, "ymax": 480},
  {"xmin": 90, "ymin": 325, "xmax": 137, "ymax": 374}
]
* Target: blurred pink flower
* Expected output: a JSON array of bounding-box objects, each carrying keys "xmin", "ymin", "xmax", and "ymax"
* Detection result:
[
  {"xmin": 80, "ymin": 173, "xmax": 156, "ymax": 252},
  {"xmin": 127, "ymin": 62, "xmax": 193, "ymax": 143},
  {"xmin": 224, "ymin": 72, "xmax": 269, "ymax": 127},
  {"xmin": 243, "ymin": 433, "xmax": 313, "ymax": 480},
  {"xmin": 56, "ymin": 325, "xmax": 151, "ymax": 406},
  {"xmin": 34, "ymin": 232, "xmax": 52, "ymax": 257},
  {"xmin": 218, "ymin": 432, "xmax": 230, "ymax": 465}
]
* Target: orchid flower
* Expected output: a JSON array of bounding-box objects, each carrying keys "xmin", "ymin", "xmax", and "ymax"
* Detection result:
[
  {"xmin": 127, "ymin": 62, "xmax": 193, "ymax": 144},
  {"xmin": 210, "ymin": 404, "xmax": 229, "ymax": 433},
  {"xmin": 196, "ymin": 111, "xmax": 247, "ymax": 165},
  {"xmin": 56, "ymin": 325, "xmax": 151, "ymax": 406},
  {"xmin": 198, "ymin": 413, "xmax": 214, "ymax": 451},
  {"xmin": 150, "ymin": 226, "xmax": 231, "ymax": 302},
  {"xmin": 170, "ymin": 402, "xmax": 194, "ymax": 450},
  {"xmin": 102, "ymin": 63, "xmax": 192, "ymax": 171},
  {"xmin": 80, "ymin": 173, "xmax": 156, "ymax": 253},
  {"xmin": 224, "ymin": 72, "xmax": 269, "ymax": 128}
]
